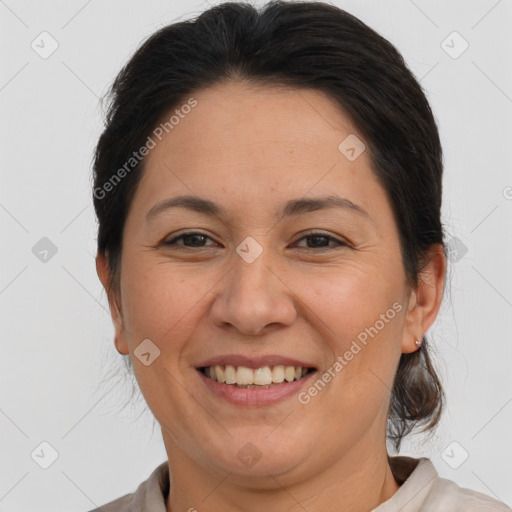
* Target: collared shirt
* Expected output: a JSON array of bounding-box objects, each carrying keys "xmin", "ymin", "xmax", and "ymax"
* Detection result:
[{"xmin": 89, "ymin": 456, "xmax": 511, "ymax": 511}]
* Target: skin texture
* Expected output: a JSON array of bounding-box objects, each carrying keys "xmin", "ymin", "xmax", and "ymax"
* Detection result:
[{"xmin": 96, "ymin": 80, "xmax": 446, "ymax": 512}]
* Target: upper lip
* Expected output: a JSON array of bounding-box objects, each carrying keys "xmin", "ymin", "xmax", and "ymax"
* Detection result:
[{"xmin": 196, "ymin": 354, "xmax": 317, "ymax": 370}]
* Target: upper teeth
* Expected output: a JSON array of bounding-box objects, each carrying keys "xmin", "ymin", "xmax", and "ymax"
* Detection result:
[{"xmin": 204, "ymin": 365, "xmax": 309, "ymax": 386}]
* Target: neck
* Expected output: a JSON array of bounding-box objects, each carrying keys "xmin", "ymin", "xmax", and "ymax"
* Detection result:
[{"xmin": 163, "ymin": 430, "xmax": 400, "ymax": 512}]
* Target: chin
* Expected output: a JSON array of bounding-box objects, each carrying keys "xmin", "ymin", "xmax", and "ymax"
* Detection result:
[{"xmin": 202, "ymin": 429, "xmax": 309, "ymax": 481}]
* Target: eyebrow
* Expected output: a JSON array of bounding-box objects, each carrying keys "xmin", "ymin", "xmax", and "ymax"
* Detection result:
[{"xmin": 145, "ymin": 194, "xmax": 371, "ymax": 223}]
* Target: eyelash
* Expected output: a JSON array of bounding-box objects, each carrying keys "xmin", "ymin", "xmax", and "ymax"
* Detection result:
[{"xmin": 162, "ymin": 230, "xmax": 348, "ymax": 251}]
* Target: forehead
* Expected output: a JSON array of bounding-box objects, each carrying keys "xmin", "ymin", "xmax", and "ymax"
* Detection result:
[
  {"xmin": 148, "ymin": 80, "xmax": 362, "ymax": 163},
  {"xmin": 130, "ymin": 80, "xmax": 388, "ymax": 225}
]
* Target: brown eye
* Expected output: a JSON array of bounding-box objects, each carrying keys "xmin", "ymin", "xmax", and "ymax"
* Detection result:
[
  {"xmin": 294, "ymin": 232, "xmax": 347, "ymax": 250},
  {"xmin": 163, "ymin": 231, "xmax": 218, "ymax": 248}
]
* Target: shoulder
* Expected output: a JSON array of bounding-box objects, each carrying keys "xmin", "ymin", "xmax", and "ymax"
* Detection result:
[
  {"xmin": 423, "ymin": 474, "xmax": 512, "ymax": 511},
  {"xmin": 88, "ymin": 492, "xmax": 133, "ymax": 512},
  {"xmin": 381, "ymin": 456, "xmax": 511, "ymax": 512},
  {"xmin": 87, "ymin": 461, "xmax": 169, "ymax": 512}
]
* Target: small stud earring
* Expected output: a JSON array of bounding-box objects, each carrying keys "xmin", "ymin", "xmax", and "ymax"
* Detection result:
[{"xmin": 415, "ymin": 339, "xmax": 422, "ymax": 347}]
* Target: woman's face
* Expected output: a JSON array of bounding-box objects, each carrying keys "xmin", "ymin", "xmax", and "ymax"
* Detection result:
[{"xmin": 99, "ymin": 81, "xmax": 438, "ymax": 484}]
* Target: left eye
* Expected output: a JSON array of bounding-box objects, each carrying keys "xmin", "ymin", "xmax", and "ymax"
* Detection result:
[{"xmin": 293, "ymin": 232, "xmax": 347, "ymax": 249}]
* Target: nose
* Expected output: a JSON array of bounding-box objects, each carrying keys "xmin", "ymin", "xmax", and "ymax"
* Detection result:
[{"xmin": 210, "ymin": 249, "xmax": 297, "ymax": 336}]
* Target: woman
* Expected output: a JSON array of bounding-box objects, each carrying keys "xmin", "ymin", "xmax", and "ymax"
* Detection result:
[{"xmin": 90, "ymin": 1, "xmax": 511, "ymax": 511}]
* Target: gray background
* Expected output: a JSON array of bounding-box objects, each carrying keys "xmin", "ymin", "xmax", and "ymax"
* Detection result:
[{"xmin": 1, "ymin": 0, "xmax": 511, "ymax": 510}]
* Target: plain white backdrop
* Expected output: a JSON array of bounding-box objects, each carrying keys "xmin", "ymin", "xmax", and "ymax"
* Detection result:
[{"xmin": 1, "ymin": 0, "xmax": 511, "ymax": 510}]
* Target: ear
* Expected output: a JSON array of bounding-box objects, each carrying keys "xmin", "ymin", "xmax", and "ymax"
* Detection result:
[
  {"xmin": 401, "ymin": 244, "xmax": 446, "ymax": 354},
  {"xmin": 96, "ymin": 252, "xmax": 129, "ymax": 355}
]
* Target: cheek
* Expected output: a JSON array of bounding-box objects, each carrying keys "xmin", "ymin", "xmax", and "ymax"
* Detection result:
[
  {"xmin": 295, "ymin": 261, "xmax": 404, "ymax": 396},
  {"xmin": 119, "ymin": 258, "xmax": 215, "ymax": 345},
  {"xmin": 297, "ymin": 261, "xmax": 403, "ymax": 340}
]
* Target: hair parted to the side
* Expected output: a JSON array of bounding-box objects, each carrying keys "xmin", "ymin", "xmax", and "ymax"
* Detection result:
[{"xmin": 93, "ymin": 0, "xmax": 447, "ymax": 452}]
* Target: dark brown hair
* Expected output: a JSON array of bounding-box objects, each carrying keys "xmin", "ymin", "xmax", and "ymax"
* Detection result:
[{"xmin": 93, "ymin": 0, "xmax": 447, "ymax": 452}]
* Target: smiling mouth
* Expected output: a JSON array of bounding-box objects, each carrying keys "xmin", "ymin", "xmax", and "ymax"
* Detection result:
[{"xmin": 199, "ymin": 365, "xmax": 316, "ymax": 389}]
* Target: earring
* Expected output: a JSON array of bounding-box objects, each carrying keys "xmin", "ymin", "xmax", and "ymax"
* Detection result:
[{"xmin": 415, "ymin": 339, "xmax": 422, "ymax": 348}]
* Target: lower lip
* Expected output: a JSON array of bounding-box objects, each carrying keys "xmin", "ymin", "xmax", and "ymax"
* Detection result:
[{"xmin": 197, "ymin": 369, "xmax": 317, "ymax": 406}]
